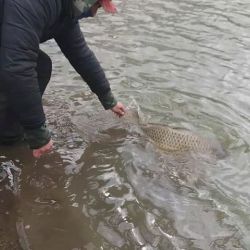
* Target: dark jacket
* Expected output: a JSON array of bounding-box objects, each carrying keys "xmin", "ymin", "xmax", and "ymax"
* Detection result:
[{"xmin": 0, "ymin": 0, "xmax": 117, "ymax": 148}]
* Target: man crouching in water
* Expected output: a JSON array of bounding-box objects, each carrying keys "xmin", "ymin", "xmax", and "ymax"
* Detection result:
[{"xmin": 0, "ymin": 0, "xmax": 126, "ymax": 158}]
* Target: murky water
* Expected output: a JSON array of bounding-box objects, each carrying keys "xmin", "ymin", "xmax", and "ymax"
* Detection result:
[{"xmin": 1, "ymin": 0, "xmax": 250, "ymax": 249}]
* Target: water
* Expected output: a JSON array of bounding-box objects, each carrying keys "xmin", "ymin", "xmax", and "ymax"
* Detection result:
[{"xmin": 1, "ymin": 0, "xmax": 250, "ymax": 249}]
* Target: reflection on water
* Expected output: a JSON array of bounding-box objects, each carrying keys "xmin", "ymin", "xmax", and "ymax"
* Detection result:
[{"xmin": 1, "ymin": 0, "xmax": 250, "ymax": 249}]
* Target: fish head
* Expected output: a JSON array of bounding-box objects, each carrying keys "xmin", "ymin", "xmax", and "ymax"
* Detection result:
[{"xmin": 122, "ymin": 108, "xmax": 140, "ymax": 124}]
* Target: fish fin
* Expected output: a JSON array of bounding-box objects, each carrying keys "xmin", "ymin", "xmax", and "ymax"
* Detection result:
[{"xmin": 171, "ymin": 126, "xmax": 191, "ymax": 132}]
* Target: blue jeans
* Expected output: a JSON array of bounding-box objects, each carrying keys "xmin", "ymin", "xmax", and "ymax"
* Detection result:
[{"xmin": 0, "ymin": 50, "xmax": 52, "ymax": 144}]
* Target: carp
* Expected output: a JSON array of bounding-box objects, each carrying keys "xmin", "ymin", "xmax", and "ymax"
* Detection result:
[{"xmin": 122, "ymin": 109, "xmax": 226, "ymax": 158}]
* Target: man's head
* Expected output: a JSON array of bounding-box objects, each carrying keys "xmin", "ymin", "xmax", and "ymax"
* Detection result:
[{"xmin": 72, "ymin": 0, "xmax": 116, "ymax": 17}]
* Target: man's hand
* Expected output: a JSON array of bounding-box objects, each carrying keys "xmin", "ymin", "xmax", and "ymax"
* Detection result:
[
  {"xmin": 111, "ymin": 102, "xmax": 126, "ymax": 117},
  {"xmin": 32, "ymin": 139, "xmax": 53, "ymax": 158},
  {"xmin": 91, "ymin": 1, "xmax": 102, "ymax": 16}
]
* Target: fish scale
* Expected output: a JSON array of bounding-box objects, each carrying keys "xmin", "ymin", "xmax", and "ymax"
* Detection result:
[
  {"xmin": 142, "ymin": 124, "xmax": 216, "ymax": 154},
  {"xmin": 122, "ymin": 109, "xmax": 226, "ymax": 158}
]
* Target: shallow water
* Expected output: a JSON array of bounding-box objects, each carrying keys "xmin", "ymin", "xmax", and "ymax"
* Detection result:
[{"xmin": 1, "ymin": 0, "xmax": 250, "ymax": 249}]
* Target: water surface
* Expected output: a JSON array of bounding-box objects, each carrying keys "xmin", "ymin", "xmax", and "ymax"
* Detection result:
[{"xmin": 1, "ymin": 0, "xmax": 250, "ymax": 249}]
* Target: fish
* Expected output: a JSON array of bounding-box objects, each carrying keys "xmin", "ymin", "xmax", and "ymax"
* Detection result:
[
  {"xmin": 122, "ymin": 109, "xmax": 226, "ymax": 158},
  {"xmin": 141, "ymin": 123, "xmax": 225, "ymax": 157}
]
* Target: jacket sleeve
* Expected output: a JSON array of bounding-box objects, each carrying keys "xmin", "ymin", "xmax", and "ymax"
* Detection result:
[
  {"xmin": 54, "ymin": 20, "xmax": 117, "ymax": 109},
  {"xmin": 0, "ymin": 1, "xmax": 50, "ymax": 148}
]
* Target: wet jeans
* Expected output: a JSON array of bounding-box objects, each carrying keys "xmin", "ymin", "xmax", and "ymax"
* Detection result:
[{"xmin": 0, "ymin": 49, "xmax": 52, "ymax": 145}]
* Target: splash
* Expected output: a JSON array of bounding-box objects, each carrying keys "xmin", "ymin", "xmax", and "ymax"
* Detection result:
[{"xmin": 0, "ymin": 161, "xmax": 21, "ymax": 196}]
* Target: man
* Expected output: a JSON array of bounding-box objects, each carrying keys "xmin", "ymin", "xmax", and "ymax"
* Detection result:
[{"xmin": 0, "ymin": 0, "xmax": 126, "ymax": 158}]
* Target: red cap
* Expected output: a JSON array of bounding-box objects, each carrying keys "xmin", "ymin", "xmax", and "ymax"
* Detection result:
[{"xmin": 99, "ymin": 0, "xmax": 117, "ymax": 13}]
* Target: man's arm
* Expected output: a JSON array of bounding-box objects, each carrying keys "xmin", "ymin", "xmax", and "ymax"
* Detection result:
[
  {"xmin": 54, "ymin": 20, "xmax": 117, "ymax": 109},
  {"xmin": 0, "ymin": 0, "xmax": 51, "ymax": 149}
]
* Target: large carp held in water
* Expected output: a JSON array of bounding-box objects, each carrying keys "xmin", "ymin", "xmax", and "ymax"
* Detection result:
[{"xmin": 122, "ymin": 109, "xmax": 226, "ymax": 159}]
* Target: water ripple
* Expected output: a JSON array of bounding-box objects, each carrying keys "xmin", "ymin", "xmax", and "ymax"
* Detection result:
[{"xmin": 1, "ymin": 0, "xmax": 250, "ymax": 249}]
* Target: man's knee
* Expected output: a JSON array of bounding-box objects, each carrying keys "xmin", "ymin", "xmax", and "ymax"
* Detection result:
[
  {"xmin": 36, "ymin": 50, "xmax": 52, "ymax": 95},
  {"xmin": 0, "ymin": 91, "xmax": 23, "ymax": 144},
  {"xmin": 0, "ymin": 91, "xmax": 8, "ymax": 129}
]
